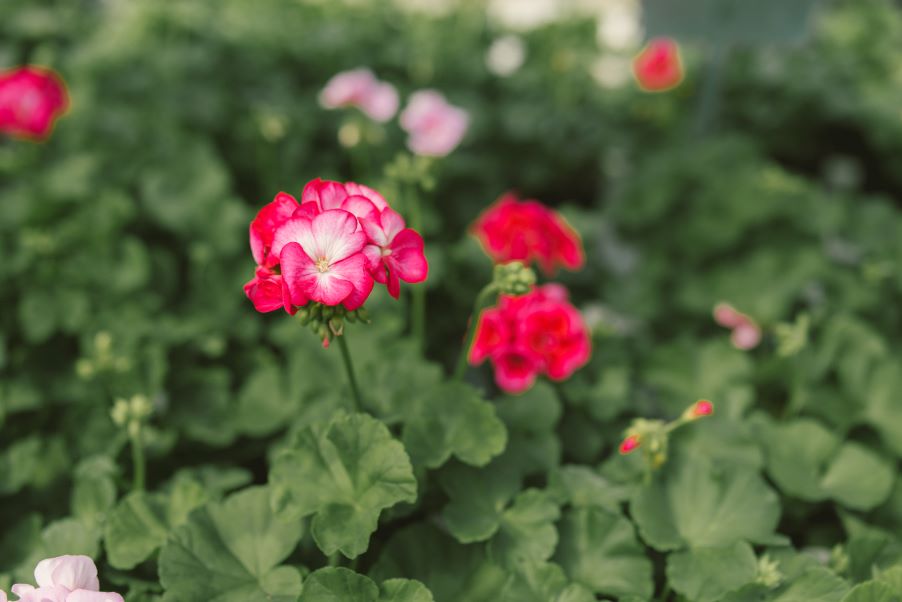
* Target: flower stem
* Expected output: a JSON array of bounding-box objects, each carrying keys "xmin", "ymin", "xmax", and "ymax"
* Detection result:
[
  {"xmin": 130, "ymin": 427, "xmax": 146, "ymax": 492},
  {"xmin": 454, "ymin": 284, "xmax": 498, "ymax": 381},
  {"xmin": 336, "ymin": 333, "xmax": 363, "ymax": 413},
  {"xmin": 407, "ymin": 185, "xmax": 426, "ymax": 353}
]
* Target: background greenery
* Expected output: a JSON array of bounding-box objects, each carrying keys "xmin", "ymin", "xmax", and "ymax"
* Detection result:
[{"xmin": 0, "ymin": 0, "xmax": 900, "ymax": 601}]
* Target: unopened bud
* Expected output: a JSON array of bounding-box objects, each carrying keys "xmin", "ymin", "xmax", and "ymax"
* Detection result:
[
  {"xmin": 111, "ymin": 399, "xmax": 129, "ymax": 427},
  {"xmin": 329, "ymin": 318, "xmax": 344, "ymax": 337},
  {"xmin": 493, "ymin": 261, "xmax": 536, "ymax": 296},
  {"xmin": 683, "ymin": 399, "xmax": 714, "ymax": 421},
  {"xmin": 295, "ymin": 307, "xmax": 311, "ymax": 325},
  {"xmin": 756, "ymin": 554, "xmax": 783, "ymax": 589},
  {"xmin": 619, "ymin": 434, "xmax": 641, "ymax": 454}
]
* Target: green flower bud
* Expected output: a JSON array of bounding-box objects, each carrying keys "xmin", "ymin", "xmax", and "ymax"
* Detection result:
[{"xmin": 493, "ymin": 261, "xmax": 536, "ymax": 296}]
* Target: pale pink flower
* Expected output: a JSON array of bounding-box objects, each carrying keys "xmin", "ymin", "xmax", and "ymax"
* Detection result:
[
  {"xmin": 713, "ymin": 302, "xmax": 761, "ymax": 350},
  {"xmin": 319, "ymin": 68, "xmax": 399, "ymax": 123},
  {"xmin": 2, "ymin": 556, "xmax": 123, "ymax": 602},
  {"xmin": 399, "ymin": 90, "xmax": 469, "ymax": 157}
]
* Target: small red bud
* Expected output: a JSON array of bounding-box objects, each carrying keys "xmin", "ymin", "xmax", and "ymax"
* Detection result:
[
  {"xmin": 692, "ymin": 399, "xmax": 714, "ymax": 418},
  {"xmin": 619, "ymin": 434, "xmax": 641, "ymax": 454}
]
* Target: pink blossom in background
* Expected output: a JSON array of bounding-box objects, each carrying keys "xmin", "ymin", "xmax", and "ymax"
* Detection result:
[
  {"xmin": 469, "ymin": 284, "xmax": 590, "ymax": 393},
  {"xmin": 399, "ymin": 90, "xmax": 469, "ymax": 157},
  {"xmin": 0, "ymin": 66, "xmax": 69, "ymax": 140},
  {"xmin": 713, "ymin": 302, "xmax": 761, "ymax": 350},
  {"xmin": 2, "ymin": 555, "xmax": 124, "ymax": 602},
  {"xmin": 632, "ymin": 38, "xmax": 684, "ymax": 92},
  {"xmin": 243, "ymin": 179, "xmax": 427, "ymax": 316},
  {"xmin": 319, "ymin": 68, "xmax": 399, "ymax": 123}
]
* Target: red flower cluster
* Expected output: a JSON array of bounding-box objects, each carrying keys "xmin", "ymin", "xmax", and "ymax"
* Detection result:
[
  {"xmin": 469, "ymin": 284, "xmax": 590, "ymax": 393},
  {"xmin": 0, "ymin": 66, "xmax": 69, "ymax": 141},
  {"xmin": 244, "ymin": 178, "xmax": 428, "ymax": 314},
  {"xmin": 471, "ymin": 192, "xmax": 584, "ymax": 275},
  {"xmin": 632, "ymin": 38, "xmax": 684, "ymax": 92}
]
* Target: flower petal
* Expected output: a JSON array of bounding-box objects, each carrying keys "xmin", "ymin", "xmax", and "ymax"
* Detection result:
[
  {"xmin": 340, "ymin": 195, "xmax": 379, "ymax": 224},
  {"xmin": 271, "ymin": 217, "xmax": 315, "ymax": 263},
  {"xmin": 344, "ymin": 182, "xmax": 389, "ymax": 211},
  {"xmin": 34, "ymin": 556, "xmax": 99, "ymax": 591},
  {"xmin": 311, "ymin": 210, "xmax": 367, "ymax": 263},
  {"xmin": 329, "ymin": 254, "xmax": 374, "ymax": 309},
  {"xmin": 388, "ymin": 229, "xmax": 428, "ymax": 283},
  {"xmin": 279, "ymin": 242, "xmax": 318, "ymax": 307},
  {"xmin": 66, "ymin": 590, "xmax": 125, "ymax": 602}
]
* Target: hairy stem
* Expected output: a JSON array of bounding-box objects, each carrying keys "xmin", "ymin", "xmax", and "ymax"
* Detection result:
[
  {"xmin": 337, "ymin": 332, "xmax": 363, "ymax": 413},
  {"xmin": 454, "ymin": 284, "xmax": 498, "ymax": 381}
]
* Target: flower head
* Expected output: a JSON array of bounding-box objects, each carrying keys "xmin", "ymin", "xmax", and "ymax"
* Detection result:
[
  {"xmin": 469, "ymin": 284, "xmax": 590, "ymax": 393},
  {"xmin": 244, "ymin": 179, "xmax": 427, "ymax": 327},
  {"xmin": 0, "ymin": 66, "xmax": 69, "ymax": 140},
  {"xmin": 319, "ymin": 68, "xmax": 399, "ymax": 123},
  {"xmin": 713, "ymin": 302, "xmax": 761, "ymax": 350},
  {"xmin": 400, "ymin": 90, "xmax": 469, "ymax": 157},
  {"xmin": 2, "ymin": 555, "xmax": 123, "ymax": 602},
  {"xmin": 471, "ymin": 192, "xmax": 584, "ymax": 275},
  {"xmin": 632, "ymin": 38, "xmax": 684, "ymax": 92}
]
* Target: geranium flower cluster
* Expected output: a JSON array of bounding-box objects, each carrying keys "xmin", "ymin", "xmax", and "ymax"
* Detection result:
[
  {"xmin": 713, "ymin": 302, "xmax": 761, "ymax": 350},
  {"xmin": 320, "ymin": 68, "xmax": 469, "ymax": 157},
  {"xmin": 0, "ymin": 66, "xmax": 69, "ymax": 140},
  {"xmin": 1, "ymin": 555, "xmax": 123, "ymax": 602},
  {"xmin": 469, "ymin": 284, "xmax": 590, "ymax": 393},
  {"xmin": 632, "ymin": 38, "xmax": 684, "ymax": 92},
  {"xmin": 244, "ymin": 178, "xmax": 428, "ymax": 317},
  {"xmin": 471, "ymin": 192, "xmax": 584, "ymax": 275},
  {"xmin": 319, "ymin": 68, "xmax": 399, "ymax": 123}
]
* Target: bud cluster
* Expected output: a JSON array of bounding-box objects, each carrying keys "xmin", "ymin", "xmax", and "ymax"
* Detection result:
[
  {"xmin": 492, "ymin": 261, "xmax": 537, "ymax": 296},
  {"xmin": 295, "ymin": 303, "xmax": 370, "ymax": 347},
  {"xmin": 111, "ymin": 394, "xmax": 153, "ymax": 438},
  {"xmin": 619, "ymin": 399, "xmax": 715, "ymax": 470},
  {"xmin": 75, "ymin": 331, "xmax": 131, "ymax": 380}
]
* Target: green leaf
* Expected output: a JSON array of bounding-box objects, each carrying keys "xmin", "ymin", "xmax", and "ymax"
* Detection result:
[
  {"xmin": 104, "ymin": 492, "xmax": 170, "ymax": 570},
  {"xmin": 494, "ymin": 382, "xmax": 562, "ymax": 433},
  {"xmin": 439, "ymin": 458, "xmax": 523, "ymax": 543},
  {"xmin": 548, "ymin": 465, "xmax": 624, "ymax": 511},
  {"xmin": 757, "ymin": 417, "xmax": 894, "ymax": 510},
  {"xmin": 554, "ymin": 507, "xmax": 654, "ymax": 599},
  {"xmin": 71, "ymin": 456, "xmax": 117, "ymax": 527},
  {"xmin": 370, "ymin": 523, "xmax": 508, "ymax": 602},
  {"xmin": 300, "ymin": 568, "xmax": 378, "ymax": 601},
  {"xmin": 298, "ymin": 568, "xmax": 435, "ymax": 602},
  {"xmin": 402, "ymin": 382, "xmax": 507, "ymax": 469},
  {"xmin": 269, "ymin": 411, "xmax": 417, "ymax": 558},
  {"xmin": 499, "ymin": 562, "xmax": 595, "ymax": 602},
  {"xmin": 631, "ymin": 456, "xmax": 784, "ymax": 551},
  {"xmin": 488, "ymin": 489, "xmax": 560, "ymax": 570},
  {"xmin": 841, "ymin": 582, "xmax": 900, "ymax": 602},
  {"xmin": 774, "ymin": 568, "xmax": 850, "ymax": 602},
  {"xmin": 666, "ymin": 542, "xmax": 758, "ymax": 602},
  {"xmin": 159, "ymin": 486, "xmax": 303, "ymax": 602},
  {"xmin": 379, "ymin": 579, "xmax": 436, "ymax": 602},
  {"xmin": 820, "ymin": 443, "xmax": 895, "ymax": 511}
]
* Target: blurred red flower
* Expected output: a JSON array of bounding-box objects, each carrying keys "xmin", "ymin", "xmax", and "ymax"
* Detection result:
[{"xmin": 0, "ymin": 66, "xmax": 69, "ymax": 140}]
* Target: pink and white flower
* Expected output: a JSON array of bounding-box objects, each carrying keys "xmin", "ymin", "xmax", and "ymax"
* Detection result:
[
  {"xmin": 2, "ymin": 555, "xmax": 123, "ymax": 602},
  {"xmin": 276, "ymin": 210, "xmax": 374, "ymax": 310},
  {"xmin": 400, "ymin": 90, "xmax": 469, "ymax": 157},
  {"xmin": 319, "ymin": 68, "xmax": 399, "ymax": 123},
  {"xmin": 244, "ymin": 179, "xmax": 428, "ymax": 316},
  {"xmin": 361, "ymin": 208, "xmax": 428, "ymax": 299}
]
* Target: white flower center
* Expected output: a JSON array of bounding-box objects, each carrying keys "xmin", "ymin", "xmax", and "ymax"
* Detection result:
[
  {"xmin": 316, "ymin": 257, "xmax": 330, "ymax": 273},
  {"xmin": 380, "ymin": 247, "xmax": 392, "ymax": 257}
]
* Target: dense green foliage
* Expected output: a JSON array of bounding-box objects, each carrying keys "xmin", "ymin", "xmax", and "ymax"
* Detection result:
[{"xmin": 1, "ymin": 0, "xmax": 901, "ymax": 600}]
